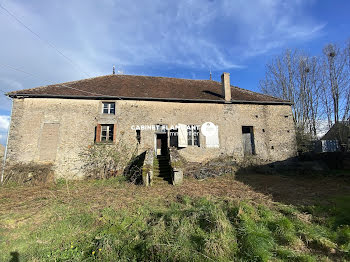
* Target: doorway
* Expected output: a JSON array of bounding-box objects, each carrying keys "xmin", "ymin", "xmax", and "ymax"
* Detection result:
[
  {"xmin": 242, "ymin": 126, "xmax": 256, "ymax": 155},
  {"xmin": 156, "ymin": 133, "xmax": 168, "ymax": 156}
]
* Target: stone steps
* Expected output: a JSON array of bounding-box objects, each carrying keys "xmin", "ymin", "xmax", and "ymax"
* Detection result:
[{"xmin": 156, "ymin": 155, "xmax": 172, "ymax": 184}]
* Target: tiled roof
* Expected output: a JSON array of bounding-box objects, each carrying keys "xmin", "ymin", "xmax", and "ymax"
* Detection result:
[
  {"xmin": 321, "ymin": 122, "xmax": 350, "ymax": 143},
  {"xmin": 7, "ymin": 74, "xmax": 290, "ymax": 104}
]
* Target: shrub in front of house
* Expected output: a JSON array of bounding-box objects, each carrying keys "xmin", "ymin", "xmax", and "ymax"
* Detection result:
[
  {"xmin": 79, "ymin": 138, "xmax": 138, "ymax": 180},
  {"xmin": 3, "ymin": 162, "xmax": 53, "ymax": 185}
]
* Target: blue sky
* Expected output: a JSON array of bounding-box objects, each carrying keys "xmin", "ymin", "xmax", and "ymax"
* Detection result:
[{"xmin": 0, "ymin": 0, "xmax": 349, "ymax": 144}]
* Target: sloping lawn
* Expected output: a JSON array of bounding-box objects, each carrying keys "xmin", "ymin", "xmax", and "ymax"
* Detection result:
[{"xmin": 0, "ymin": 174, "xmax": 349, "ymax": 261}]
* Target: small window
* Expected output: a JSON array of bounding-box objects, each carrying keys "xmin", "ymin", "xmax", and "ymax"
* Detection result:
[
  {"xmin": 102, "ymin": 102, "xmax": 115, "ymax": 114},
  {"xmin": 187, "ymin": 129, "xmax": 193, "ymax": 146},
  {"xmin": 101, "ymin": 124, "xmax": 114, "ymax": 142},
  {"xmin": 193, "ymin": 126, "xmax": 200, "ymax": 146},
  {"xmin": 187, "ymin": 125, "xmax": 200, "ymax": 147},
  {"xmin": 170, "ymin": 128, "xmax": 178, "ymax": 147},
  {"xmin": 136, "ymin": 130, "xmax": 141, "ymax": 144}
]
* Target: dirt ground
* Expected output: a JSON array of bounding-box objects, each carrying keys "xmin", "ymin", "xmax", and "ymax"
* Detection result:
[{"xmin": 1, "ymin": 173, "xmax": 350, "ymax": 218}]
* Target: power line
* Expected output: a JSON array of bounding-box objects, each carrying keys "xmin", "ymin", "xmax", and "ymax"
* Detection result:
[
  {"xmin": 0, "ymin": 64, "xmax": 34, "ymax": 77},
  {"xmin": 0, "ymin": 69, "xmax": 14, "ymax": 100},
  {"xmin": 0, "ymin": 3, "xmax": 91, "ymax": 78},
  {"xmin": 0, "ymin": 63, "xmax": 116, "ymax": 97}
]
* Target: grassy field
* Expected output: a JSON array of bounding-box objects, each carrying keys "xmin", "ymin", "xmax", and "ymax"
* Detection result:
[{"xmin": 0, "ymin": 173, "xmax": 349, "ymax": 261}]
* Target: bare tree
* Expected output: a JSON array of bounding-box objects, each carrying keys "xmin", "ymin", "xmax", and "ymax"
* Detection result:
[
  {"xmin": 261, "ymin": 39, "xmax": 350, "ymax": 145},
  {"xmin": 304, "ymin": 56, "xmax": 322, "ymax": 136},
  {"xmin": 321, "ymin": 43, "xmax": 350, "ymax": 125},
  {"xmin": 260, "ymin": 49, "xmax": 321, "ymax": 138},
  {"xmin": 346, "ymin": 38, "xmax": 350, "ymax": 70},
  {"xmin": 344, "ymin": 39, "xmax": 350, "ymax": 121}
]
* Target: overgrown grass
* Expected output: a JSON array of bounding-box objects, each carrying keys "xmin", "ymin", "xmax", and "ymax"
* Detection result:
[{"xmin": 1, "ymin": 191, "xmax": 349, "ymax": 261}]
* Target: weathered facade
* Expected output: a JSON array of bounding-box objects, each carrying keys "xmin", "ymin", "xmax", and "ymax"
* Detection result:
[{"xmin": 5, "ymin": 73, "xmax": 297, "ymax": 178}]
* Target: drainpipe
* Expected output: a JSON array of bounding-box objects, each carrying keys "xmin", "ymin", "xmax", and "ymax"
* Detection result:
[{"xmin": 1, "ymin": 98, "xmax": 13, "ymax": 185}]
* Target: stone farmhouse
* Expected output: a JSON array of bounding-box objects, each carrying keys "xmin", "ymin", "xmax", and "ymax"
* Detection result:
[{"xmin": 5, "ymin": 73, "xmax": 297, "ymax": 179}]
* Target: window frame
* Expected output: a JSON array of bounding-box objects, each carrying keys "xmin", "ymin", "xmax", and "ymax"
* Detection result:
[
  {"xmin": 102, "ymin": 102, "xmax": 115, "ymax": 115},
  {"xmin": 169, "ymin": 128, "xmax": 179, "ymax": 147},
  {"xmin": 100, "ymin": 124, "xmax": 114, "ymax": 142},
  {"xmin": 187, "ymin": 125, "xmax": 200, "ymax": 147}
]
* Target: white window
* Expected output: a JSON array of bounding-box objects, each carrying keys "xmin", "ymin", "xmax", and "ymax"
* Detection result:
[
  {"xmin": 187, "ymin": 125, "xmax": 200, "ymax": 146},
  {"xmin": 102, "ymin": 102, "xmax": 115, "ymax": 114},
  {"xmin": 178, "ymin": 124, "xmax": 188, "ymax": 147},
  {"xmin": 101, "ymin": 124, "xmax": 114, "ymax": 142},
  {"xmin": 205, "ymin": 125, "xmax": 219, "ymax": 148}
]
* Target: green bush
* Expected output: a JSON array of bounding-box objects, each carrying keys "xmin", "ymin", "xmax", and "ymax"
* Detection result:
[{"xmin": 80, "ymin": 138, "xmax": 138, "ymax": 179}]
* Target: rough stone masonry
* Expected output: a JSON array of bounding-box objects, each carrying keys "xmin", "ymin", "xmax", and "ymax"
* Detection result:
[{"xmin": 5, "ymin": 73, "xmax": 297, "ymax": 179}]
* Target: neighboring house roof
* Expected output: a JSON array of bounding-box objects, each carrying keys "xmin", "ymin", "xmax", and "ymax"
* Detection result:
[
  {"xmin": 6, "ymin": 74, "xmax": 291, "ymax": 104},
  {"xmin": 321, "ymin": 122, "xmax": 350, "ymax": 144}
]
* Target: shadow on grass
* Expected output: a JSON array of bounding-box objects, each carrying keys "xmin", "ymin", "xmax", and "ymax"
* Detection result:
[
  {"xmin": 235, "ymin": 154, "xmax": 350, "ymax": 206},
  {"xmin": 9, "ymin": 251, "xmax": 19, "ymax": 262},
  {"xmin": 234, "ymin": 154, "xmax": 350, "ymax": 240}
]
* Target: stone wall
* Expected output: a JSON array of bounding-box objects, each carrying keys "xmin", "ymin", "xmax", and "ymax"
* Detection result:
[{"xmin": 6, "ymin": 97, "xmax": 297, "ymax": 178}]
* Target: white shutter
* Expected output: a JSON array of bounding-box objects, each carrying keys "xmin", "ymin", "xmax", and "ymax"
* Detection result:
[
  {"xmin": 178, "ymin": 123, "xmax": 188, "ymax": 147},
  {"xmin": 206, "ymin": 125, "xmax": 219, "ymax": 148}
]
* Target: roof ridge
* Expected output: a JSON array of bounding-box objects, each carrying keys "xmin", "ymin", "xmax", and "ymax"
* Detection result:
[
  {"xmin": 9, "ymin": 75, "xmax": 218, "ymax": 94},
  {"xmin": 112, "ymin": 74, "xmax": 217, "ymax": 82}
]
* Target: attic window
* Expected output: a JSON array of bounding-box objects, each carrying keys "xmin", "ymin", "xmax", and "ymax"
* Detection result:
[{"xmin": 102, "ymin": 102, "xmax": 115, "ymax": 114}]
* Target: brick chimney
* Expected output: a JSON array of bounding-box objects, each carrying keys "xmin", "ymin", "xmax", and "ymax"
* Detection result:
[{"xmin": 221, "ymin": 72, "xmax": 231, "ymax": 102}]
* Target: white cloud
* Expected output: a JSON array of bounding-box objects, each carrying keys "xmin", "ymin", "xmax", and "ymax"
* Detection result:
[
  {"xmin": 1, "ymin": 0, "xmax": 324, "ymax": 71},
  {"xmin": 0, "ymin": 115, "xmax": 10, "ymax": 146},
  {"xmin": 0, "ymin": 133, "xmax": 7, "ymax": 146},
  {"xmin": 0, "ymin": 115, "xmax": 10, "ymax": 130},
  {"xmin": 0, "ymin": 0, "xmax": 325, "ymax": 112}
]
